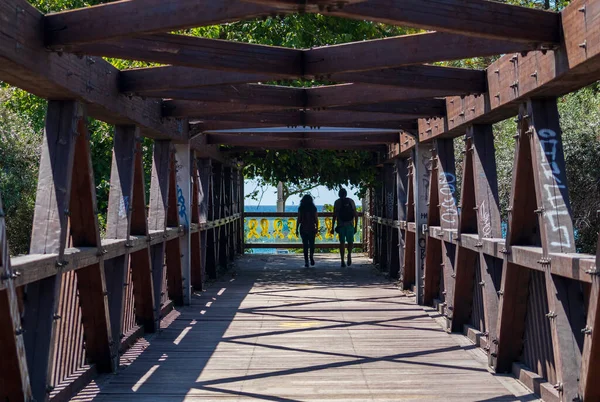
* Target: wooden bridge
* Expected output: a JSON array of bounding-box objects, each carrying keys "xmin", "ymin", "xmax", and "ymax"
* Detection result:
[{"xmin": 0, "ymin": 0, "xmax": 598, "ymax": 401}]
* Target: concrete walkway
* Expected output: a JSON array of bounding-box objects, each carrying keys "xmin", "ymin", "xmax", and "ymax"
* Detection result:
[{"xmin": 73, "ymin": 254, "xmax": 537, "ymax": 401}]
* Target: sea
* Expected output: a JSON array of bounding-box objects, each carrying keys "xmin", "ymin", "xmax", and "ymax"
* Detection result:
[{"xmin": 244, "ymin": 204, "xmax": 327, "ymax": 213}]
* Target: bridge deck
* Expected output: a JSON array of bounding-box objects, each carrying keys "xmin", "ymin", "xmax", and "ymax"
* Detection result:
[{"xmin": 74, "ymin": 254, "xmax": 536, "ymax": 401}]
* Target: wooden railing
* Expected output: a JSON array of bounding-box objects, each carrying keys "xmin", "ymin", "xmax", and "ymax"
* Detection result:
[
  {"xmin": 0, "ymin": 101, "xmax": 244, "ymax": 402},
  {"xmin": 367, "ymin": 108, "xmax": 599, "ymax": 402}
]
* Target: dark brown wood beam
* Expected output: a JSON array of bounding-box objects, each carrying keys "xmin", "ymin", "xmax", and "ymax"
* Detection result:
[
  {"xmin": 333, "ymin": 65, "xmax": 486, "ymax": 94},
  {"xmin": 154, "ymin": 84, "xmax": 305, "ymax": 106},
  {"xmin": 245, "ymin": 0, "xmax": 560, "ymax": 44},
  {"xmin": 207, "ymin": 135, "xmax": 388, "ymax": 150},
  {"xmin": 191, "ymin": 120, "xmax": 416, "ymax": 133},
  {"xmin": 305, "ymin": 32, "xmax": 540, "ymax": 76},
  {"xmin": 162, "ymin": 100, "xmax": 293, "ymax": 116},
  {"xmin": 65, "ymin": 33, "xmax": 302, "ymax": 77},
  {"xmin": 335, "ymin": 99, "xmax": 446, "ymax": 117},
  {"xmin": 44, "ymin": 0, "xmax": 274, "ymax": 46},
  {"xmin": 119, "ymin": 66, "xmax": 283, "ymax": 93},
  {"xmin": 208, "ymin": 131, "xmax": 400, "ymax": 142},
  {"xmin": 122, "ymin": 64, "xmax": 485, "ymax": 95},
  {"xmin": 306, "ymin": 83, "xmax": 455, "ymax": 108},
  {"xmin": 175, "ymin": 110, "xmax": 419, "ymax": 126}
]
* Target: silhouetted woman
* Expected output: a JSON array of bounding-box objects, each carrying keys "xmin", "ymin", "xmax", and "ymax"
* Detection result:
[{"xmin": 296, "ymin": 194, "xmax": 318, "ymax": 268}]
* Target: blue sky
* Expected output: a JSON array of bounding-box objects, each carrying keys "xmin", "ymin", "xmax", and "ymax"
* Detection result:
[{"xmin": 244, "ymin": 179, "xmax": 360, "ymax": 206}]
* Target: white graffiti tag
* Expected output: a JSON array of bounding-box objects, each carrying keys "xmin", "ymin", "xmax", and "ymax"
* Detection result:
[
  {"xmin": 537, "ymin": 128, "xmax": 572, "ymax": 249},
  {"xmin": 439, "ymin": 172, "xmax": 458, "ymax": 224},
  {"xmin": 479, "ymin": 200, "xmax": 492, "ymax": 238}
]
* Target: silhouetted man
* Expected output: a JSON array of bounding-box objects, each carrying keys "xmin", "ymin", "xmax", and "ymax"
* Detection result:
[{"xmin": 331, "ymin": 188, "xmax": 358, "ymax": 267}]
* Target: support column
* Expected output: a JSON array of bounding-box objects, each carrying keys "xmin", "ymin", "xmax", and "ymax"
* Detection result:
[
  {"xmin": 413, "ymin": 142, "xmax": 432, "ymax": 305},
  {"xmin": 174, "ymin": 143, "xmax": 192, "ymax": 305}
]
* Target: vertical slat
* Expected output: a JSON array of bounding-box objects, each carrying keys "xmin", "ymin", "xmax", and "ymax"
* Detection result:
[
  {"xmin": 174, "ymin": 143, "xmax": 192, "ymax": 305},
  {"xmin": 103, "ymin": 256, "xmax": 126, "ymax": 369},
  {"xmin": 0, "ymin": 193, "xmax": 32, "ymax": 401},
  {"xmin": 198, "ymin": 158, "xmax": 211, "ymax": 284},
  {"xmin": 401, "ymin": 158, "xmax": 416, "ymax": 290},
  {"xmin": 190, "ymin": 156, "xmax": 203, "ymax": 290},
  {"xmin": 23, "ymin": 100, "xmax": 80, "ymax": 402}
]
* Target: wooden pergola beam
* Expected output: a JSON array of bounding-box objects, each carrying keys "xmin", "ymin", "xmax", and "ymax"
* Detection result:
[
  {"xmin": 119, "ymin": 66, "xmax": 283, "ymax": 93},
  {"xmin": 65, "ymin": 33, "xmax": 303, "ymax": 77},
  {"xmin": 175, "ymin": 110, "xmax": 419, "ymax": 126},
  {"xmin": 161, "ymin": 85, "xmax": 451, "ymax": 116},
  {"xmin": 44, "ymin": 0, "xmax": 274, "ymax": 46},
  {"xmin": 246, "ymin": 0, "xmax": 560, "ymax": 44},
  {"xmin": 120, "ymin": 64, "xmax": 485, "ymax": 95},
  {"xmin": 206, "ymin": 135, "xmax": 389, "ymax": 150},
  {"xmin": 191, "ymin": 121, "xmax": 417, "ymax": 132},
  {"xmin": 208, "ymin": 131, "xmax": 400, "ymax": 142},
  {"xmin": 59, "ymin": 32, "xmax": 534, "ymax": 79},
  {"xmin": 305, "ymin": 32, "xmax": 540, "ymax": 76},
  {"xmin": 417, "ymin": 0, "xmax": 600, "ymax": 143}
]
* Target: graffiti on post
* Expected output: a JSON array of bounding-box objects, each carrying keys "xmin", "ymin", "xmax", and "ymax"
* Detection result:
[
  {"xmin": 537, "ymin": 128, "xmax": 572, "ymax": 249},
  {"xmin": 439, "ymin": 172, "xmax": 458, "ymax": 225}
]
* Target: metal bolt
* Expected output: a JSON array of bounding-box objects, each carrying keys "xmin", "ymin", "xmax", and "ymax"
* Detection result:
[
  {"xmin": 479, "ymin": 281, "xmax": 485, "ymax": 286},
  {"xmin": 530, "ymin": 71, "xmax": 538, "ymax": 78},
  {"xmin": 581, "ymin": 326, "xmax": 592, "ymax": 335},
  {"xmin": 497, "ymin": 290, "xmax": 504, "ymax": 296},
  {"xmin": 553, "ymin": 383, "xmax": 563, "ymax": 392},
  {"xmin": 15, "ymin": 327, "xmax": 24, "ymax": 336},
  {"xmin": 53, "ymin": 314, "xmax": 61, "ymax": 320},
  {"xmin": 579, "ymin": 41, "xmax": 587, "ymax": 49},
  {"xmin": 546, "ymin": 311, "xmax": 557, "ymax": 319}
]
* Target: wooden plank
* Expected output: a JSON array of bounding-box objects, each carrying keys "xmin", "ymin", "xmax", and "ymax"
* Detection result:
[
  {"xmin": 249, "ymin": 0, "xmax": 559, "ymax": 43},
  {"xmin": 68, "ymin": 117, "xmax": 113, "ymax": 373},
  {"xmin": 67, "ymin": 34, "xmax": 302, "ymax": 77},
  {"xmin": 0, "ymin": 193, "xmax": 32, "ymax": 402},
  {"xmin": 190, "ymin": 158, "xmax": 203, "ymax": 291},
  {"xmin": 413, "ymin": 144, "xmax": 432, "ymax": 304},
  {"xmin": 0, "ymin": 0, "xmax": 186, "ymax": 140},
  {"xmin": 44, "ymin": 0, "xmax": 274, "ymax": 46},
  {"xmin": 337, "ymin": 99, "xmax": 446, "ymax": 117},
  {"xmin": 304, "ymin": 32, "xmax": 540, "ymax": 76},
  {"xmin": 435, "ymin": 139, "xmax": 458, "ymax": 231},
  {"xmin": 23, "ymin": 100, "xmax": 80, "ymax": 402},
  {"xmin": 164, "ymin": 150, "xmax": 184, "ymax": 306}
]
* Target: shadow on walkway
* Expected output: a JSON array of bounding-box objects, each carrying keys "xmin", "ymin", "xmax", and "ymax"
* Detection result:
[{"xmin": 72, "ymin": 254, "xmax": 537, "ymax": 402}]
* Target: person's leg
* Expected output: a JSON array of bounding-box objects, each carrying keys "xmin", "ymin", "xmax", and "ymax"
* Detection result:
[
  {"xmin": 309, "ymin": 232, "xmax": 316, "ymax": 265},
  {"xmin": 301, "ymin": 233, "xmax": 309, "ymax": 267},
  {"xmin": 339, "ymin": 231, "xmax": 346, "ymax": 267},
  {"xmin": 346, "ymin": 228, "xmax": 354, "ymax": 266}
]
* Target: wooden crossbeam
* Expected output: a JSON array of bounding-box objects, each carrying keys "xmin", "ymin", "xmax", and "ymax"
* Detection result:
[
  {"xmin": 120, "ymin": 66, "xmax": 282, "ymax": 93},
  {"xmin": 120, "ymin": 64, "xmax": 485, "ymax": 95},
  {"xmin": 335, "ymin": 65, "xmax": 486, "ymax": 93},
  {"xmin": 209, "ymin": 135, "xmax": 387, "ymax": 150},
  {"xmin": 63, "ymin": 33, "xmax": 303, "ymax": 77},
  {"xmin": 44, "ymin": 0, "xmax": 274, "ymax": 46},
  {"xmin": 246, "ymin": 0, "xmax": 560, "ymax": 44},
  {"xmin": 161, "ymin": 85, "xmax": 453, "ymax": 116},
  {"xmin": 305, "ymin": 32, "xmax": 540, "ymax": 76},
  {"xmin": 207, "ymin": 131, "xmax": 399, "ymax": 142},
  {"xmin": 184, "ymin": 110, "xmax": 418, "ymax": 126}
]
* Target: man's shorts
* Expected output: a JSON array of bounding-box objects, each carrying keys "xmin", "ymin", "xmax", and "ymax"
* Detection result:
[{"xmin": 337, "ymin": 225, "xmax": 355, "ymax": 244}]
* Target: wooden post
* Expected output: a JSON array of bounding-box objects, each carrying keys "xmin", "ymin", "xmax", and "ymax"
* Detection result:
[
  {"xmin": 0, "ymin": 192, "xmax": 32, "ymax": 402},
  {"xmin": 174, "ymin": 143, "xmax": 192, "ymax": 305},
  {"xmin": 413, "ymin": 141, "xmax": 432, "ymax": 305},
  {"xmin": 190, "ymin": 155, "xmax": 203, "ymax": 291},
  {"xmin": 107, "ymin": 126, "xmax": 156, "ymax": 333},
  {"xmin": 401, "ymin": 158, "xmax": 416, "ymax": 291},
  {"xmin": 198, "ymin": 158, "xmax": 211, "ymax": 283},
  {"xmin": 22, "ymin": 100, "xmax": 83, "ymax": 401},
  {"xmin": 526, "ymin": 99, "xmax": 582, "ymax": 401},
  {"xmin": 395, "ymin": 159, "xmax": 408, "ymax": 282},
  {"xmin": 148, "ymin": 141, "xmax": 172, "ymax": 313}
]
